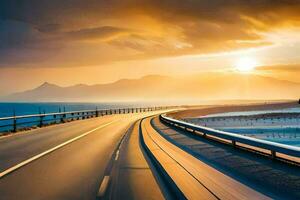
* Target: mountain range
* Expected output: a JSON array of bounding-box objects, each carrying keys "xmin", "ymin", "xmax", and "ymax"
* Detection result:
[{"xmin": 1, "ymin": 73, "xmax": 300, "ymax": 102}]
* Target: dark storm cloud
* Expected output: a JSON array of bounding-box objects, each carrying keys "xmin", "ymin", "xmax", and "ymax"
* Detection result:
[{"xmin": 0, "ymin": 0, "xmax": 300, "ymax": 67}]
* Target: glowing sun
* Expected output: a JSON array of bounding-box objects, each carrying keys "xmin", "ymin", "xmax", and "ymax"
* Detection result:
[{"xmin": 235, "ymin": 57, "xmax": 257, "ymax": 72}]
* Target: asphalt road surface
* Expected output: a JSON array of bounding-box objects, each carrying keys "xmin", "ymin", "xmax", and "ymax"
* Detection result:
[{"xmin": 0, "ymin": 112, "xmax": 162, "ymax": 200}]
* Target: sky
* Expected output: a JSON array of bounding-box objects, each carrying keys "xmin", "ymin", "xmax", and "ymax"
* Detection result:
[{"xmin": 1, "ymin": 0, "xmax": 300, "ymax": 95}]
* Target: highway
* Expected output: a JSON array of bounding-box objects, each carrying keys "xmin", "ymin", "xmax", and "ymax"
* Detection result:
[
  {"xmin": 0, "ymin": 112, "xmax": 164, "ymax": 200},
  {"xmin": 0, "ymin": 110, "xmax": 299, "ymax": 200}
]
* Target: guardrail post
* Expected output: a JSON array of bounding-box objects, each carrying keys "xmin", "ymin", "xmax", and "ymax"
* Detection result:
[
  {"xmin": 61, "ymin": 114, "xmax": 64, "ymax": 123},
  {"xmin": 271, "ymin": 150, "xmax": 276, "ymax": 159},
  {"xmin": 13, "ymin": 109, "xmax": 17, "ymax": 133},
  {"xmin": 96, "ymin": 107, "xmax": 99, "ymax": 117},
  {"xmin": 63, "ymin": 107, "xmax": 66, "ymax": 119},
  {"xmin": 232, "ymin": 140, "xmax": 236, "ymax": 147},
  {"xmin": 13, "ymin": 117, "xmax": 17, "ymax": 132},
  {"xmin": 39, "ymin": 115, "xmax": 43, "ymax": 127},
  {"xmin": 58, "ymin": 107, "xmax": 61, "ymax": 122},
  {"xmin": 38, "ymin": 108, "xmax": 43, "ymax": 127}
]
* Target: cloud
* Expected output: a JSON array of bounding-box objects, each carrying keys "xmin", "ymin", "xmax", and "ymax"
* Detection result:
[
  {"xmin": 256, "ymin": 64, "xmax": 300, "ymax": 71},
  {"xmin": 255, "ymin": 63, "xmax": 300, "ymax": 84},
  {"xmin": 64, "ymin": 26, "xmax": 130, "ymax": 42},
  {"xmin": 0, "ymin": 19, "xmax": 136, "ymax": 67},
  {"xmin": 0, "ymin": 20, "xmax": 43, "ymax": 49},
  {"xmin": 1, "ymin": 0, "xmax": 300, "ymax": 67},
  {"xmin": 37, "ymin": 23, "xmax": 62, "ymax": 33}
]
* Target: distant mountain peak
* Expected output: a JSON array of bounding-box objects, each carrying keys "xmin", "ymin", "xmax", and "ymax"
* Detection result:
[
  {"xmin": 41, "ymin": 81, "xmax": 50, "ymax": 86},
  {"xmin": 1, "ymin": 73, "xmax": 300, "ymax": 102},
  {"xmin": 37, "ymin": 82, "xmax": 59, "ymax": 88}
]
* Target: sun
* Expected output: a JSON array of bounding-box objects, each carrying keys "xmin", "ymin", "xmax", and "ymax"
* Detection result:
[{"xmin": 235, "ymin": 57, "xmax": 257, "ymax": 72}]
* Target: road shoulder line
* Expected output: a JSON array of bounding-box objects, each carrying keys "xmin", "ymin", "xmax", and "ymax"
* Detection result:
[{"xmin": 0, "ymin": 120, "xmax": 117, "ymax": 179}]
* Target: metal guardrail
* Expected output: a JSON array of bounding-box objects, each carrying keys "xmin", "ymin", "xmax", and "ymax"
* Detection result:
[
  {"xmin": 0, "ymin": 106, "xmax": 175, "ymax": 133},
  {"xmin": 160, "ymin": 114, "xmax": 300, "ymax": 160}
]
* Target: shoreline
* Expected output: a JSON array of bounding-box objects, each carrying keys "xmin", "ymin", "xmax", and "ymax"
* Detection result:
[{"xmin": 171, "ymin": 100, "xmax": 299, "ymax": 119}]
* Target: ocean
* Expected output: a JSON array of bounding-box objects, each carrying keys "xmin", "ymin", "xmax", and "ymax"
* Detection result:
[
  {"xmin": 187, "ymin": 107, "xmax": 300, "ymax": 147},
  {"xmin": 221, "ymin": 127, "xmax": 300, "ymax": 147},
  {"xmin": 0, "ymin": 102, "xmax": 154, "ymax": 133},
  {"xmin": 202, "ymin": 107, "xmax": 300, "ymax": 118},
  {"xmin": 0, "ymin": 102, "xmax": 152, "ymax": 118}
]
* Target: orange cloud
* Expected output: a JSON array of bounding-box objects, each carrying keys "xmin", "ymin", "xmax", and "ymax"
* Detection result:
[{"xmin": 1, "ymin": 0, "xmax": 300, "ymax": 68}]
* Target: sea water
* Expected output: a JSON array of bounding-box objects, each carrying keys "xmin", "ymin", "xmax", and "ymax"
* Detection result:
[
  {"xmin": 0, "ymin": 102, "xmax": 151, "ymax": 133},
  {"xmin": 202, "ymin": 107, "xmax": 300, "ymax": 118},
  {"xmin": 0, "ymin": 102, "xmax": 152, "ymax": 117},
  {"xmin": 189, "ymin": 107, "xmax": 300, "ymax": 147}
]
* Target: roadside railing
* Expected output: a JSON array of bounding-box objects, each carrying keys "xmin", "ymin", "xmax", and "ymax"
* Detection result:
[
  {"xmin": 160, "ymin": 114, "xmax": 300, "ymax": 162},
  {"xmin": 0, "ymin": 106, "xmax": 174, "ymax": 134}
]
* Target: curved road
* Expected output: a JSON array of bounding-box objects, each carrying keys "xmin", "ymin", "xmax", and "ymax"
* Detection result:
[{"xmin": 0, "ymin": 112, "xmax": 163, "ymax": 200}]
